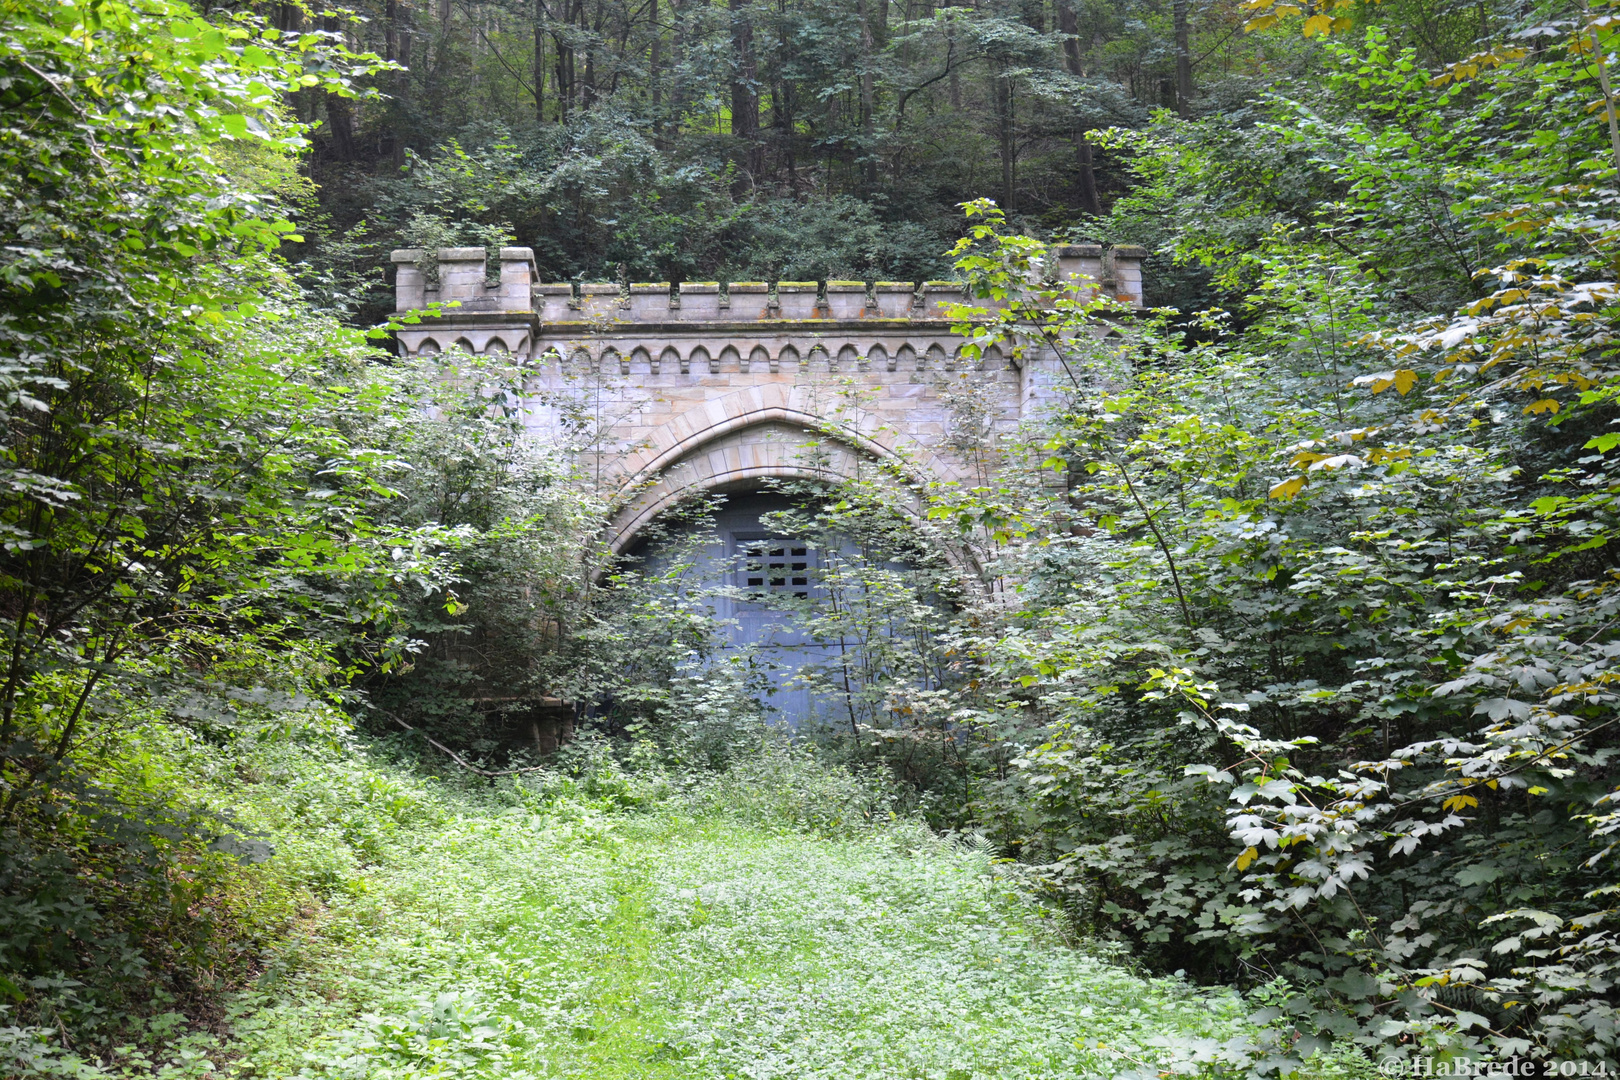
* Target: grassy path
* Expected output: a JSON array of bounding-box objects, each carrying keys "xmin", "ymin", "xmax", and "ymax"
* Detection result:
[{"xmin": 223, "ymin": 795, "xmax": 1255, "ymax": 1079}]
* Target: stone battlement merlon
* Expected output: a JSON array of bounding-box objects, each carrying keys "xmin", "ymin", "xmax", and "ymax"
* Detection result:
[{"xmin": 389, "ymin": 244, "xmax": 1146, "ymax": 324}]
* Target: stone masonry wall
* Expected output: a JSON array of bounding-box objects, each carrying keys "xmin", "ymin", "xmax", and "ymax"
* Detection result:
[{"xmin": 389, "ymin": 245, "xmax": 1144, "ymax": 554}]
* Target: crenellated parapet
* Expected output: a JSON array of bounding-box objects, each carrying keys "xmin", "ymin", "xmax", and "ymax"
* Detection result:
[{"xmin": 388, "ymin": 243, "xmax": 1144, "ymax": 351}]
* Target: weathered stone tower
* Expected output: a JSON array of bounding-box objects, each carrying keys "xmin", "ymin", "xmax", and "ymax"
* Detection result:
[{"xmin": 388, "ymin": 246, "xmax": 1146, "ymax": 561}]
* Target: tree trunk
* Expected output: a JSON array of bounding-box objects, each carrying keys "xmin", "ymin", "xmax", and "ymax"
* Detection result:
[
  {"xmin": 325, "ymin": 94, "xmax": 355, "ymax": 161},
  {"xmin": 555, "ymin": 43, "xmax": 570, "ymax": 120},
  {"xmin": 1058, "ymin": 0, "xmax": 1081, "ymax": 73},
  {"xmin": 565, "ymin": 45, "xmax": 575, "ymax": 111},
  {"xmin": 323, "ymin": 15, "xmax": 356, "ymax": 161},
  {"xmin": 396, "ymin": 11, "xmax": 411, "ymax": 143},
  {"xmin": 1056, "ymin": 2, "xmax": 1100, "ymax": 215},
  {"xmin": 856, "ymin": 0, "xmax": 877, "ymax": 189},
  {"xmin": 1173, "ymin": 0, "xmax": 1192, "ymax": 116},
  {"xmin": 776, "ymin": 78, "xmax": 797, "ymax": 194},
  {"xmin": 730, "ymin": 0, "xmax": 761, "ymax": 182},
  {"xmin": 556, "ymin": 0, "xmax": 576, "ymax": 120},
  {"xmin": 995, "ymin": 68, "xmax": 1014, "ymax": 211},
  {"xmin": 534, "ymin": 0, "xmax": 547, "ymax": 121},
  {"xmin": 649, "ymin": 0, "xmax": 662, "ymax": 141},
  {"xmin": 668, "ymin": 0, "xmax": 684, "ymax": 141},
  {"xmin": 1074, "ymin": 130, "xmax": 1100, "ymax": 215},
  {"xmin": 582, "ymin": 0, "xmax": 598, "ymax": 106}
]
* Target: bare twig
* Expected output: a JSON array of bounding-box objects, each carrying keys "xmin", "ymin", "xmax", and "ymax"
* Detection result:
[{"xmin": 385, "ymin": 713, "xmax": 553, "ymax": 778}]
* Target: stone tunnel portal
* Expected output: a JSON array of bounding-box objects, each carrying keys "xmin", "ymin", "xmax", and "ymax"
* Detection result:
[{"xmin": 387, "ymin": 245, "xmax": 1147, "ymax": 723}]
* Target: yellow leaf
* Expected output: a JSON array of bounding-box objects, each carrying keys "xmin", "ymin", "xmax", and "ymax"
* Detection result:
[
  {"xmin": 1243, "ymin": 13, "xmax": 1279, "ymax": 29},
  {"xmin": 1361, "ymin": 369, "xmax": 1416, "ymax": 394},
  {"xmin": 1524, "ymin": 398, "xmax": 1560, "ymax": 415},
  {"xmin": 1302, "ymin": 12, "xmax": 1333, "ymax": 34},
  {"xmin": 1330, "ymin": 15, "xmax": 1355, "ymax": 30},
  {"xmin": 1430, "ymin": 46, "xmax": 1528, "ymax": 86},
  {"xmin": 1269, "ymin": 475, "xmax": 1307, "ymax": 500},
  {"xmin": 1486, "ymin": 779, "xmax": 1498, "ymax": 790},
  {"xmin": 1235, "ymin": 846, "xmax": 1259, "ymax": 870},
  {"xmin": 1529, "ymin": 785, "xmax": 1549, "ymax": 796},
  {"xmin": 1443, "ymin": 794, "xmax": 1479, "ymax": 812}
]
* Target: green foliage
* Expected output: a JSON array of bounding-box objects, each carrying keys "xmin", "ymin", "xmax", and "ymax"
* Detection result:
[
  {"xmin": 0, "ymin": 723, "xmax": 456, "ymax": 1078},
  {"xmin": 681, "ymin": 734, "xmax": 905, "ymax": 836},
  {"xmin": 359, "ymin": 348, "xmax": 604, "ymax": 754},
  {"xmin": 311, "ymin": 123, "xmax": 958, "ymax": 313},
  {"xmin": 904, "ymin": 7, "xmax": 1620, "ymax": 1068},
  {"xmin": 210, "ymin": 742, "xmax": 1265, "ymax": 1080},
  {"xmin": 0, "ymin": 0, "xmax": 608, "ymax": 1055}
]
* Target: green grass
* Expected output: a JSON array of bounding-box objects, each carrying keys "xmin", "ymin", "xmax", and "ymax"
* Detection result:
[{"xmin": 220, "ymin": 770, "xmax": 1263, "ymax": 1080}]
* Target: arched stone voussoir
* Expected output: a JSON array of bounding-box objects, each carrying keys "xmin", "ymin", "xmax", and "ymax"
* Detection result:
[
  {"xmin": 606, "ymin": 427, "xmax": 859, "ymax": 547},
  {"xmin": 603, "ymin": 424, "xmax": 984, "ymax": 586},
  {"xmin": 611, "ymin": 382, "xmax": 963, "ymax": 500}
]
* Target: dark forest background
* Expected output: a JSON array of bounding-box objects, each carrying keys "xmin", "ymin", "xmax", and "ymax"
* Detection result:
[{"xmin": 279, "ymin": 0, "xmax": 1488, "ymax": 320}]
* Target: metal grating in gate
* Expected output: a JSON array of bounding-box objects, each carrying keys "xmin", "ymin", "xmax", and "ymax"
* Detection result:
[{"xmin": 739, "ymin": 540, "xmax": 813, "ymax": 599}]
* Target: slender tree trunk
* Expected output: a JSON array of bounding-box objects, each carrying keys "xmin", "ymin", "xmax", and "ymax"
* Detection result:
[
  {"xmin": 555, "ymin": 45, "xmax": 568, "ymax": 119},
  {"xmin": 326, "ymin": 94, "xmax": 356, "ymax": 160},
  {"xmin": 668, "ymin": 0, "xmax": 685, "ymax": 140},
  {"xmin": 322, "ymin": 15, "xmax": 356, "ymax": 160},
  {"xmin": 1173, "ymin": 0, "xmax": 1192, "ymax": 115},
  {"xmin": 535, "ymin": 0, "xmax": 547, "ymax": 121},
  {"xmin": 994, "ymin": 68, "xmax": 1014, "ymax": 211},
  {"xmin": 395, "ymin": 14, "xmax": 411, "ymax": 161},
  {"xmin": 556, "ymin": 0, "xmax": 576, "ymax": 120},
  {"xmin": 1056, "ymin": 2, "xmax": 1100, "ymax": 215},
  {"xmin": 581, "ymin": 0, "xmax": 598, "ymax": 106},
  {"xmin": 775, "ymin": 77, "xmax": 797, "ymax": 194},
  {"xmin": 1058, "ymin": 0, "xmax": 1081, "ymax": 72},
  {"xmin": 730, "ymin": 0, "xmax": 761, "ymax": 182},
  {"xmin": 1074, "ymin": 131, "xmax": 1100, "ymax": 215},
  {"xmin": 649, "ymin": 0, "xmax": 662, "ymax": 142},
  {"xmin": 856, "ymin": 0, "xmax": 877, "ymax": 189},
  {"xmin": 278, "ymin": 4, "xmax": 315, "ymax": 122}
]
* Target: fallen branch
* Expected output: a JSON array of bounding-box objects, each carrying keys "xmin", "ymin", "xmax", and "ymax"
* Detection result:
[{"xmin": 384, "ymin": 713, "xmax": 552, "ymax": 778}]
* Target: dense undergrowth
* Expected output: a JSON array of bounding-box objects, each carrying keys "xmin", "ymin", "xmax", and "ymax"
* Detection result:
[{"xmin": 6, "ymin": 727, "xmax": 1339, "ymax": 1080}]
